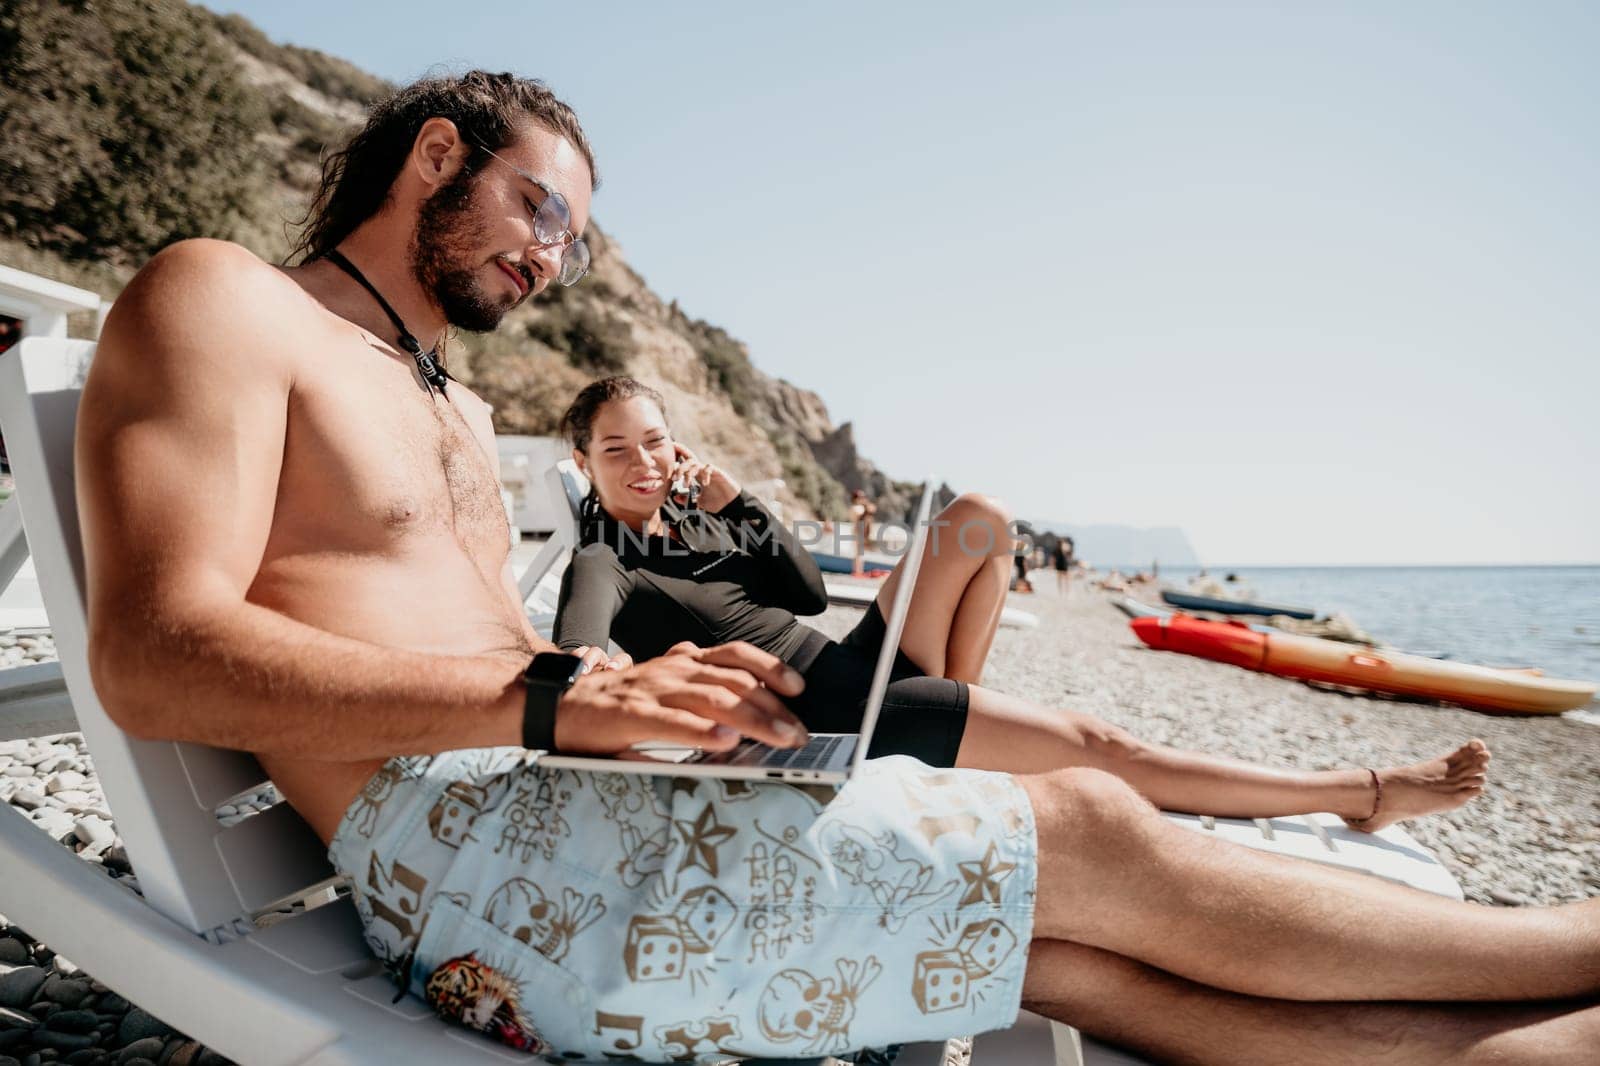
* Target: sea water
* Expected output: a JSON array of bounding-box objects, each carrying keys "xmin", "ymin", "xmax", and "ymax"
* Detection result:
[{"xmin": 1160, "ymin": 565, "xmax": 1600, "ymax": 720}]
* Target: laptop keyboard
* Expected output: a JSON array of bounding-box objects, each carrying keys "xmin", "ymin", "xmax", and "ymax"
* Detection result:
[{"xmin": 709, "ymin": 734, "xmax": 853, "ymax": 770}]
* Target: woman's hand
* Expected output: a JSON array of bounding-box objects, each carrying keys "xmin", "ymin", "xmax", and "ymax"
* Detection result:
[
  {"xmin": 568, "ymin": 646, "xmax": 634, "ymax": 674},
  {"xmin": 671, "ymin": 443, "xmax": 741, "ymax": 513}
]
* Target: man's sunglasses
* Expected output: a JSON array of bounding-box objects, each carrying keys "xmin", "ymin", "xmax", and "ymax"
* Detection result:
[{"xmin": 473, "ymin": 142, "xmax": 590, "ymax": 287}]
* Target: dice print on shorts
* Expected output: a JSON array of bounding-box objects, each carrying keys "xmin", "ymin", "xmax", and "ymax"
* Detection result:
[
  {"xmin": 624, "ymin": 916, "xmax": 685, "ymax": 982},
  {"xmin": 911, "ymin": 918, "xmax": 1019, "ymax": 1014},
  {"xmin": 956, "ymin": 918, "xmax": 1017, "ymax": 976},
  {"xmin": 674, "ymin": 885, "xmax": 737, "ymax": 952},
  {"xmin": 911, "ymin": 950, "xmax": 969, "ymax": 1013}
]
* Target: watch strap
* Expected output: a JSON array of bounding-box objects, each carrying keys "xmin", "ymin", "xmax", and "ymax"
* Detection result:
[{"xmin": 522, "ymin": 653, "xmax": 583, "ymax": 752}]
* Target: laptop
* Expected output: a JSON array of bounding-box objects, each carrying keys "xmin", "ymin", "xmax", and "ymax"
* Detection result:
[{"xmin": 539, "ymin": 483, "xmax": 933, "ymax": 784}]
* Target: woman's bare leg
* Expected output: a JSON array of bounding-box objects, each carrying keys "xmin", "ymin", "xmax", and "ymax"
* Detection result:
[
  {"xmin": 877, "ymin": 491, "xmax": 1490, "ymax": 825},
  {"xmin": 1022, "ymin": 767, "xmax": 1600, "ymax": 1002},
  {"xmin": 1023, "ymin": 939, "xmax": 1600, "ymax": 1065},
  {"xmin": 956, "ymin": 685, "xmax": 1491, "ymax": 828},
  {"xmin": 875, "ymin": 492, "xmax": 1015, "ymax": 682}
]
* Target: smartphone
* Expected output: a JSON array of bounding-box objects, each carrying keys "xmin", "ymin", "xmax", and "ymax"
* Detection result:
[{"xmin": 670, "ymin": 472, "xmax": 701, "ymax": 509}]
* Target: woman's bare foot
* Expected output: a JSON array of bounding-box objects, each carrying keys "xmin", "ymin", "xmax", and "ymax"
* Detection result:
[{"xmin": 1345, "ymin": 739, "xmax": 1491, "ymax": 832}]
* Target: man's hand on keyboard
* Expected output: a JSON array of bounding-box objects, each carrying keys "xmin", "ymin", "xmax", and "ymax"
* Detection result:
[{"xmin": 553, "ymin": 641, "xmax": 810, "ymax": 755}]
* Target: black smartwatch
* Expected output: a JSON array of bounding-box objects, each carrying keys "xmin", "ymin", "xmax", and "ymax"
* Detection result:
[{"xmin": 522, "ymin": 652, "xmax": 586, "ymax": 752}]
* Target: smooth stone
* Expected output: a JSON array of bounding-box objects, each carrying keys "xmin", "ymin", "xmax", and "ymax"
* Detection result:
[
  {"xmin": 113, "ymin": 1011, "xmax": 172, "ymax": 1048},
  {"xmin": 49, "ymin": 958, "xmax": 77, "ymax": 978},
  {"xmin": 0, "ymin": 1005, "xmax": 39, "ymax": 1028},
  {"xmin": 44, "ymin": 772, "xmax": 86, "ymax": 795},
  {"xmin": 33, "ymin": 757, "xmax": 77, "ymax": 776},
  {"xmin": 28, "ymin": 810, "xmax": 74, "ymax": 838},
  {"xmin": 8, "ymin": 790, "xmax": 46, "ymax": 812},
  {"xmin": 0, "ymin": 766, "xmax": 34, "ymax": 779},
  {"xmin": 45, "ymin": 1009, "xmax": 99, "ymax": 1034},
  {"xmin": 28, "ymin": 1032, "xmax": 93, "ymax": 1052},
  {"xmin": 47, "ymin": 791, "xmax": 95, "ymax": 812},
  {"xmin": 72, "ymin": 819, "xmax": 116, "ymax": 850},
  {"xmin": 123, "ymin": 1062, "xmax": 156, "ymax": 1066},
  {"xmin": 63, "ymin": 1052, "xmax": 103, "ymax": 1066},
  {"xmin": 96, "ymin": 993, "xmax": 129, "ymax": 1016},
  {"xmin": 188, "ymin": 1053, "xmax": 225, "ymax": 1066},
  {"xmin": 0, "ymin": 941, "xmax": 27, "ymax": 965},
  {"xmin": 39, "ymin": 975, "xmax": 91, "ymax": 1007},
  {"xmin": 160, "ymin": 1042, "xmax": 200, "ymax": 1066},
  {"xmin": 0, "ymin": 740, "xmax": 27, "ymax": 757},
  {"xmin": 1489, "ymin": 889, "xmax": 1527, "ymax": 907},
  {"xmin": 0, "ymin": 1033, "xmax": 27, "ymax": 1050},
  {"xmin": 114, "ymin": 1040, "xmax": 164, "ymax": 1065},
  {"xmin": 0, "ymin": 964, "xmax": 48, "ymax": 1009},
  {"xmin": 101, "ymin": 849, "xmax": 131, "ymax": 877}
]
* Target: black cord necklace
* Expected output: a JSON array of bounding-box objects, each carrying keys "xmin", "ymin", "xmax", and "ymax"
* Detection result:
[{"xmin": 325, "ymin": 249, "xmax": 451, "ymax": 397}]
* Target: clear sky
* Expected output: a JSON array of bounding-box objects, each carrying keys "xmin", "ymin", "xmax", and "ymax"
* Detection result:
[{"xmin": 208, "ymin": 1, "xmax": 1599, "ymax": 566}]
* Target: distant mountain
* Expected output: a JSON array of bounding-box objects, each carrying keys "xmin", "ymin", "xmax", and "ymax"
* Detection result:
[{"xmin": 1032, "ymin": 522, "xmax": 1201, "ymax": 570}]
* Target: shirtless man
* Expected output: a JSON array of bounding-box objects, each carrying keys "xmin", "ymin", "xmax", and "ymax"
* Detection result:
[{"xmin": 77, "ymin": 71, "xmax": 1597, "ymax": 1063}]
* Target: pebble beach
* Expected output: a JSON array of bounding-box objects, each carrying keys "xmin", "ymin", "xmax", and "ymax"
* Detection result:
[{"xmin": 2, "ymin": 576, "xmax": 1597, "ymax": 1061}]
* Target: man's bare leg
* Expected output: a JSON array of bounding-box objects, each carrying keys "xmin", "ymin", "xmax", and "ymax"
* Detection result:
[
  {"xmin": 1020, "ymin": 768, "xmax": 1600, "ymax": 1002},
  {"xmin": 957, "ymin": 686, "xmax": 1490, "ymax": 828},
  {"xmin": 1022, "ymin": 939, "xmax": 1600, "ymax": 1065}
]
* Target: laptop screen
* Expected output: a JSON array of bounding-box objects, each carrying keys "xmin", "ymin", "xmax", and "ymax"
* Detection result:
[{"xmin": 850, "ymin": 483, "xmax": 933, "ymax": 774}]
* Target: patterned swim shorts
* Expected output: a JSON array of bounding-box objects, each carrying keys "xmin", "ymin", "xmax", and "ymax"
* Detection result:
[{"xmin": 327, "ymin": 750, "xmax": 1037, "ymax": 1061}]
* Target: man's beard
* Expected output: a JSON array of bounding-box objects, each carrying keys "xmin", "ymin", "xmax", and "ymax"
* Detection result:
[{"xmin": 410, "ymin": 167, "xmax": 518, "ymax": 333}]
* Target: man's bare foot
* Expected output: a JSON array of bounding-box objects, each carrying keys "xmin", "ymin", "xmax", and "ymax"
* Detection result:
[{"xmin": 1345, "ymin": 738, "xmax": 1491, "ymax": 832}]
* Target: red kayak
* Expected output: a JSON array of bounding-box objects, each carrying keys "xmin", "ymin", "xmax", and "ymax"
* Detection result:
[{"xmin": 1129, "ymin": 614, "xmax": 1596, "ymax": 716}]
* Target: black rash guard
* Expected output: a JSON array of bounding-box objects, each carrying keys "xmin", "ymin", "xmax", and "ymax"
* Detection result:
[
  {"xmin": 552, "ymin": 491, "xmax": 972, "ymax": 767},
  {"xmin": 553, "ymin": 491, "xmax": 833, "ymax": 670}
]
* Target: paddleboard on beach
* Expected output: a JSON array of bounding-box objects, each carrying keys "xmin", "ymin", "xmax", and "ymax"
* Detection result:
[{"xmin": 1161, "ymin": 589, "xmax": 1317, "ymax": 620}]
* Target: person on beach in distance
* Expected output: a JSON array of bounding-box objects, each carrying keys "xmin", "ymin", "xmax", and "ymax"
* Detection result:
[
  {"xmin": 554, "ymin": 377, "xmax": 1491, "ymax": 832},
  {"xmin": 73, "ymin": 71, "xmax": 1600, "ymax": 1063},
  {"xmin": 1011, "ymin": 533, "xmax": 1033, "ymax": 592},
  {"xmin": 848, "ymin": 486, "xmax": 876, "ymax": 575},
  {"xmin": 1052, "ymin": 535, "xmax": 1074, "ymax": 595}
]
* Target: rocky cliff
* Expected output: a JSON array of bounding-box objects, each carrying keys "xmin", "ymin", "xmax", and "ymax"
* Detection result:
[{"xmin": 0, "ymin": 0, "xmax": 912, "ymax": 521}]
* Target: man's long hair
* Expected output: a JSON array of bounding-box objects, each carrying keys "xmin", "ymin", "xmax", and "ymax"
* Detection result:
[{"xmin": 288, "ymin": 70, "xmax": 598, "ymax": 265}]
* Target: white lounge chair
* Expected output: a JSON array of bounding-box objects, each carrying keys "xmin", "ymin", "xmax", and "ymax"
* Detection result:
[
  {"xmin": 0, "ymin": 338, "xmax": 1463, "ymax": 1066},
  {"xmin": 1, "ymin": 483, "xmax": 76, "ymax": 741}
]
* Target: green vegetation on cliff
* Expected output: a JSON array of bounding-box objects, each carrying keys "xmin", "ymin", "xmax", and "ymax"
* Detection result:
[
  {"xmin": 0, "ymin": 0, "xmax": 270, "ymax": 262},
  {"xmin": 0, "ymin": 0, "xmax": 871, "ymax": 520}
]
